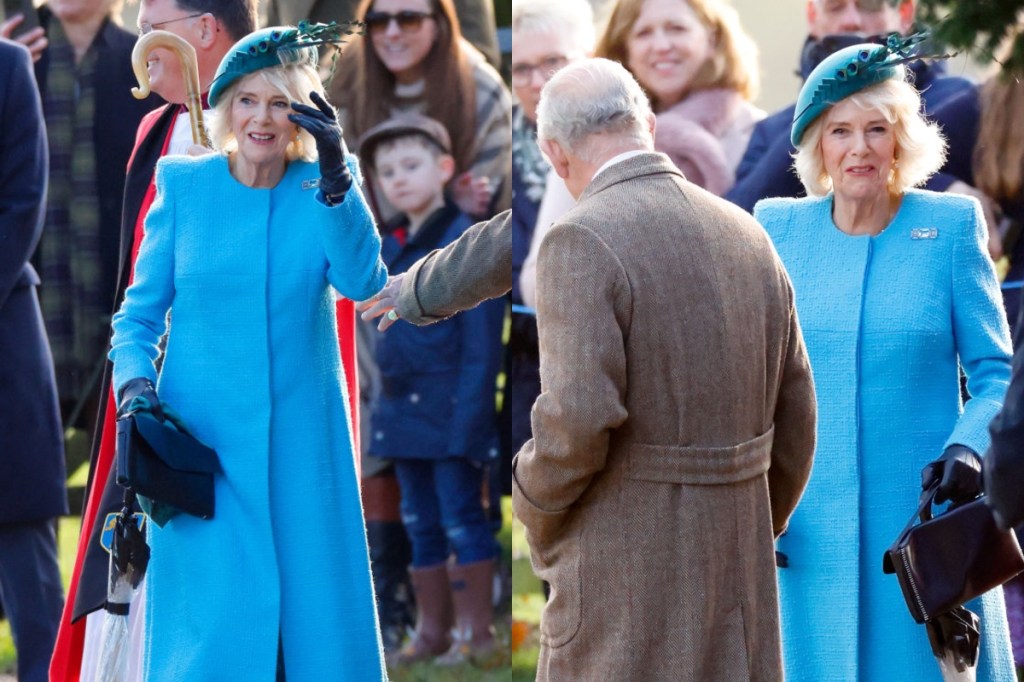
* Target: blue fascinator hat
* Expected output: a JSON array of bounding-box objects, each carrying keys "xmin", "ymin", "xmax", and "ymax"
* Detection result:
[
  {"xmin": 208, "ymin": 21, "xmax": 361, "ymax": 107},
  {"xmin": 791, "ymin": 33, "xmax": 932, "ymax": 147}
]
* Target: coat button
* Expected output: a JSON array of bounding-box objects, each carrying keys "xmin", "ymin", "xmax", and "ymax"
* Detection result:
[
  {"xmin": 374, "ymin": 431, "xmax": 384, "ymax": 441},
  {"xmin": 409, "ymin": 393, "xmax": 420, "ymax": 404}
]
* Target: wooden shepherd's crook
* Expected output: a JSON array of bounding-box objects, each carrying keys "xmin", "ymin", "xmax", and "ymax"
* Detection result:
[{"xmin": 131, "ymin": 30, "xmax": 212, "ymax": 148}]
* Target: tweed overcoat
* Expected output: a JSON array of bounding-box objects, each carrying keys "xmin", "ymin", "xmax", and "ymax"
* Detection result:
[
  {"xmin": 756, "ymin": 191, "xmax": 1015, "ymax": 681},
  {"xmin": 512, "ymin": 153, "xmax": 817, "ymax": 681},
  {"xmin": 109, "ymin": 154, "xmax": 387, "ymax": 681},
  {"xmin": 396, "ymin": 209, "xmax": 510, "ymax": 324}
]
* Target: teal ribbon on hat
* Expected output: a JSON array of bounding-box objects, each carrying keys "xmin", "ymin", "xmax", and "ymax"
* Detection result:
[
  {"xmin": 208, "ymin": 20, "xmax": 364, "ymax": 108},
  {"xmin": 790, "ymin": 32, "xmax": 949, "ymax": 147}
]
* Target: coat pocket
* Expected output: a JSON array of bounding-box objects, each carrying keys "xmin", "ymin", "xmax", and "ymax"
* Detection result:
[{"xmin": 532, "ymin": 526, "xmax": 583, "ymax": 649}]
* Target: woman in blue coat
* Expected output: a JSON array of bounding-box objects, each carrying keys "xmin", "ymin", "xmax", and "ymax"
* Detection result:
[
  {"xmin": 754, "ymin": 38, "xmax": 1015, "ymax": 680},
  {"xmin": 108, "ymin": 26, "xmax": 387, "ymax": 681}
]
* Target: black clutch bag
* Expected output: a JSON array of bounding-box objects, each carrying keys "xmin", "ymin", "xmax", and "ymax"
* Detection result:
[
  {"xmin": 116, "ymin": 410, "xmax": 221, "ymax": 520},
  {"xmin": 883, "ymin": 483, "xmax": 1024, "ymax": 623}
]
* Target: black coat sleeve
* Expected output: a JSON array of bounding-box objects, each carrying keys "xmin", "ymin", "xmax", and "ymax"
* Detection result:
[{"xmin": 0, "ymin": 40, "xmax": 48, "ymax": 309}]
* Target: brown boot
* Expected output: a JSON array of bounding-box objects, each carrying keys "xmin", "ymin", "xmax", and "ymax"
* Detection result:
[
  {"xmin": 388, "ymin": 563, "xmax": 453, "ymax": 666},
  {"xmin": 436, "ymin": 559, "xmax": 498, "ymax": 667}
]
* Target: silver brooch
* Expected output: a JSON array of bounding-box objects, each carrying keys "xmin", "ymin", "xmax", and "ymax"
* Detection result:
[
  {"xmin": 910, "ymin": 228, "xmax": 938, "ymax": 240},
  {"xmin": 301, "ymin": 178, "xmax": 321, "ymax": 191}
]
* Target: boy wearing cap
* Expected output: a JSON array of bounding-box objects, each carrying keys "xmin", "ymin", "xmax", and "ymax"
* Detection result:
[{"xmin": 359, "ymin": 114, "xmax": 505, "ymax": 667}]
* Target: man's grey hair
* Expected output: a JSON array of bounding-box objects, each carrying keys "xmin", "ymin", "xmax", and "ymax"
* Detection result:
[
  {"xmin": 512, "ymin": 0, "xmax": 595, "ymax": 56},
  {"xmin": 536, "ymin": 58, "xmax": 653, "ymax": 162}
]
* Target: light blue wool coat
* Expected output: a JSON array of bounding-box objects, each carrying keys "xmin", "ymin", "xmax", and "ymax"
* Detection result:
[
  {"xmin": 109, "ymin": 154, "xmax": 387, "ymax": 681},
  {"xmin": 755, "ymin": 189, "xmax": 1014, "ymax": 681}
]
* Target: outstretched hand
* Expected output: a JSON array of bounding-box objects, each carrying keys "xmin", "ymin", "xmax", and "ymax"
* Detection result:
[
  {"xmin": 357, "ymin": 273, "xmax": 407, "ymax": 331},
  {"xmin": 289, "ymin": 91, "xmax": 351, "ymax": 202}
]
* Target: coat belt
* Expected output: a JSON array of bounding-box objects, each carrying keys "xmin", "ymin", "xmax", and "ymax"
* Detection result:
[{"xmin": 625, "ymin": 426, "xmax": 775, "ymax": 485}]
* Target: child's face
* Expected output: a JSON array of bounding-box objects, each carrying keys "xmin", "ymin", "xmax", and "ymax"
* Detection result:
[{"xmin": 374, "ymin": 138, "xmax": 453, "ymax": 218}]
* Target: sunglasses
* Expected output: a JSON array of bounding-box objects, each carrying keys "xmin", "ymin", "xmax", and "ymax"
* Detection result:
[{"xmin": 364, "ymin": 10, "xmax": 435, "ymax": 34}]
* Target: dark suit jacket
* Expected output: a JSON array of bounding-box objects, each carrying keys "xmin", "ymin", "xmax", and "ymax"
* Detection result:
[
  {"xmin": 0, "ymin": 39, "xmax": 67, "ymax": 524},
  {"xmin": 33, "ymin": 8, "xmax": 162, "ymax": 311},
  {"xmin": 726, "ymin": 59, "xmax": 971, "ymax": 213}
]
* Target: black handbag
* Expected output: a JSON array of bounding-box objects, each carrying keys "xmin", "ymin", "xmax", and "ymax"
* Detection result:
[
  {"xmin": 882, "ymin": 483, "xmax": 1024, "ymax": 623},
  {"xmin": 115, "ymin": 410, "xmax": 221, "ymax": 521}
]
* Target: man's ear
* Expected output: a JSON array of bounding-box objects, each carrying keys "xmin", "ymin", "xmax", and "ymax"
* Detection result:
[
  {"xmin": 539, "ymin": 137, "xmax": 570, "ymax": 180},
  {"xmin": 195, "ymin": 13, "xmax": 218, "ymax": 49},
  {"xmin": 805, "ymin": 0, "xmax": 819, "ymax": 35},
  {"xmin": 437, "ymin": 153, "xmax": 456, "ymax": 184},
  {"xmin": 898, "ymin": 0, "xmax": 916, "ymax": 34}
]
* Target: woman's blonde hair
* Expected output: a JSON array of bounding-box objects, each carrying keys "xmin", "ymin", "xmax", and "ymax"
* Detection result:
[
  {"xmin": 210, "ymin": 61, "xmax": 323, "ymax": 164},
  {"xmin": 593, "ymin": 0, "xmax": 760, "ymax": 107},
  {"xmin": 793, "ymin": 77, "xmax": 947, "ymax": 197}
]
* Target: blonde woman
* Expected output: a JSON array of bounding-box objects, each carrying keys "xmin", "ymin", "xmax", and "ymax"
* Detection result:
[{"xmin": 755, "ymin": 40, "xmax": 1015, "ymax": 681}]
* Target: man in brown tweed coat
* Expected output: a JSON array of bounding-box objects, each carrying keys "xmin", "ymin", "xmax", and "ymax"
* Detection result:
[{"xmin": 512, "ymin": 58, "xmax": 818, "ymax": 681}]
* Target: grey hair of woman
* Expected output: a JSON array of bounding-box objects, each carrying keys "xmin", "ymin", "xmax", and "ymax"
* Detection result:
[
  {"xmin": 512, "ymin": 0, "xmax": 596, "ymax": 56},
  {"xmin": 536, "ymin": 57, "xmax": 654, "ymax": 162}
]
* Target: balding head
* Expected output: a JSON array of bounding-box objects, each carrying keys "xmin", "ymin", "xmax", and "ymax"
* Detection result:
[{"xmin": 537, "ymin": 58, "xmax": 654, "ymax": 163}]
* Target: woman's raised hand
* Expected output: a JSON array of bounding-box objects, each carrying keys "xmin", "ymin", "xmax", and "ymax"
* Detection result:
[{"xmin": 289, "ymin": 91, "xmax": 352, "ymax": 205}]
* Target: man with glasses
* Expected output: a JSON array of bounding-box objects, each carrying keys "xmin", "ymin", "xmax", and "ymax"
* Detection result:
[
  {"xmin": 50, "ymin": 2, "xmax": 256, "ymax": 680},
  {"xmin": 726, "ymin": 0, "xmax": 973, "ymax": 215}
]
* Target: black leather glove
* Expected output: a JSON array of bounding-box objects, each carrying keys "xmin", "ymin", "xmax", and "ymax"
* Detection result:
[
  {"xmin": 984, "ymin": 445, "xmax": 1024, "ymax": 531},
  {"xmin": 288, "ymin": 91, "xmax": 352, "ymax": 205},
  {"xmin": 117, "ymin": 377, "xmax": 164, "ymax": 421},
  {"xmin": 921, "ymin": 445, "xmax": 982, "ymax": 504}
]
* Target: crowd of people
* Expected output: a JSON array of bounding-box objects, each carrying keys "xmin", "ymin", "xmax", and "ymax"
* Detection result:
[{"xmin": 5, "ymin": 0, "xmax": 1024, "ymax": 679}]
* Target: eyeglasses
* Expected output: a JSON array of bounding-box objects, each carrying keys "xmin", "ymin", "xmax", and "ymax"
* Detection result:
[
  {"xmin": 510, "ymin": 56, "xmax": 569, "ymax": 86},
  {"xmin": 138, "ymin": 12, "xmax": 205, "ymax": 36},
  {"xmin": 364, "ymin": 10, "xmax": 435, "ymax": 35}
]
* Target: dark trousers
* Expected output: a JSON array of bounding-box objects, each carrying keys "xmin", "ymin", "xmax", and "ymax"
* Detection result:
[
  {"xmin": 0, "ymin": 518, "xmax": 64, "ymax": 682},
  {"xmin": 393, "ymin": 458, "xmax": 496, "ymax": 568}
]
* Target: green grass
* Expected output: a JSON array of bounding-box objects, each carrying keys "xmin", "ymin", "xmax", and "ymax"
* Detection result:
[{"xmin": 1, "ymin": 499, "xmax": 517, "ymax": 680}]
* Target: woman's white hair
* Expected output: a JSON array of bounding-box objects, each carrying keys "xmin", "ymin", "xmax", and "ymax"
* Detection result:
[
  {"xmin": 536, "ymin": 58, "xmax": 653, "ymax": 162},
  {"xmin": 210, "ymin": 55, "xmax": 323, "ymax": 164},
  {"xmin": 794, "ymin": 76, "xmax": 948, "ymax": 197},
  {"xmin": 512, "ymin": 0, "xmax": 595, "ymax": 55}
]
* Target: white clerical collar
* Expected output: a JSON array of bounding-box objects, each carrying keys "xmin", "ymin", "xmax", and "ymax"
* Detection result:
[{"xmin": 592, "ymin": 149, "xmax": 649, "ymax": 182}]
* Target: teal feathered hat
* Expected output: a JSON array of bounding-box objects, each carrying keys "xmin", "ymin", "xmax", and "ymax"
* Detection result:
[
  {"xmin": 208, "ymin": 21, "xmax": 361, "ymax": 107},
  {"xmin": 791, "ymin": 33, "xmax": 933, "ymax": 147}
]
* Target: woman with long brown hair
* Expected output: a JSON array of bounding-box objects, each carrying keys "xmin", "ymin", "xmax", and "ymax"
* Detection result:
[{"xmin": 329, "ymin": 0, "xmax": 511, "ymax": 219}]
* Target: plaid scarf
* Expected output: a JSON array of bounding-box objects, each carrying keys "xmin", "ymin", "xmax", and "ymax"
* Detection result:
[
  {"xmin": 39, "ymin": 19, "xmax": 104, "ymax": 404},
  {"xmin": 512, "ymin": 108, "xmax": 547, "ymax": 204}
]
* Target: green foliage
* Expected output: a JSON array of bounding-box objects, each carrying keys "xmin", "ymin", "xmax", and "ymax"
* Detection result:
[{"xmin": 916, "ymin": 0, "xmax": 1024, "ymax": 75}]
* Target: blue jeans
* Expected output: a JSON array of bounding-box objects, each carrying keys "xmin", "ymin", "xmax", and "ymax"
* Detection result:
[{"xmin": 393, "ymin": 458, "xmax": 496, "ymax": 568}]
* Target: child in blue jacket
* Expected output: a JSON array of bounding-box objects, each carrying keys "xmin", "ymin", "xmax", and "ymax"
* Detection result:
[{"xmin": 360, "ymin": 114, "xmax": 504, "ymax": 666}]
